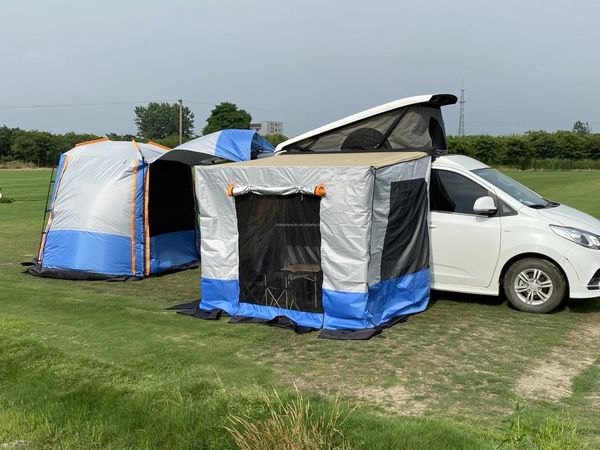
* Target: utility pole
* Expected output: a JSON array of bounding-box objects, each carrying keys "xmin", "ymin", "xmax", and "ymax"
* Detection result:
[
  {"xmin": 178, "ymin": 98, "xmax": 183, "ymax": 145},
  {"xmin": 458, "ymin": 88, "xmax": 465, "ymax": 137}
]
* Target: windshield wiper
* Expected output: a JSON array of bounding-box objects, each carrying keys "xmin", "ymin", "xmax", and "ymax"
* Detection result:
[{"xmin": 528, "ymin": 200, "xmax": 560, "ymax": 209}]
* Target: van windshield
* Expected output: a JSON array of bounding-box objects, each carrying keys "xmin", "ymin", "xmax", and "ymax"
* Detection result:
[{"xmin": 472, "ymin": 168, "xmax": 557, "ymax": 208}]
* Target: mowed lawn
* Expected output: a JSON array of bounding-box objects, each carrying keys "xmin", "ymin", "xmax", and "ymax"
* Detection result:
[{"xmin": 0, "ymin": 168, "xmax": 599, "ymax": 449}]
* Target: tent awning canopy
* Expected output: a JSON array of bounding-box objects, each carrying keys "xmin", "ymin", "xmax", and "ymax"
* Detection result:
[{"xmin": 157, "ymin": 129, "xmax": 274, "ymax": 165}]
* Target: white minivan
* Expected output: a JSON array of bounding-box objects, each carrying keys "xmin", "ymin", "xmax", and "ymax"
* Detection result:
[
  {"xmin": 430, "ymin": 154, "xmax": 600, "ymax": 313},
  {"xmin": 277, "ymin": 93, "xmax": 600, "ymax": 313}
]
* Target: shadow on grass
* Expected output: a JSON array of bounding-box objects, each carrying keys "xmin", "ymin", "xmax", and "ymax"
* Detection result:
[
  {"xmin": 565, "ymin": 296, "xmax": 600, "ymax": 313},
  {"xmin": 431, "ymin": 290, "xmax": 600, "ymax": 315},
  {"xmin": 429, "ymin": 290, "xmax": 506, "ymax": 308}
]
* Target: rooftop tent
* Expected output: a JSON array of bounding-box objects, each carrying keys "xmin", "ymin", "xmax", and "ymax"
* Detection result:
[
  {"xmin": 187, "ymin": 151, "xmax": 431, "ymax": 339},
  {"xmin": 30, "ymin": 139, "xmax": 200, "ymax": 279},
  {"xmin": 276, "ymin": 93, "xmax": 457, "ymax": 154},
  {"xmin": 157, "ymin": 129, "xmax": 275, "ymax": 165}
]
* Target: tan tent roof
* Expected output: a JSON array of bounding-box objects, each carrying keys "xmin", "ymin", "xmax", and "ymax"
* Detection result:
[{"xmin": 222, "ymin": 151, "xmax": 427, "ymax": 169}]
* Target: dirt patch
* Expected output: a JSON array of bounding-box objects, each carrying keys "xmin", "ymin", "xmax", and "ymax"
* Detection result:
[
  {"xmin": 354, "ymin": 379, "xmax": 431, "ymax": 415},
  {"xmin": 282, "ymin": 367, "xmax": 431, "ymax": 416},
  {"xmin": 0, "ymin": 441, "xmax": 29, "ymax": 449},
  {"xmin": 515, "ymin": 318, "xmax": 600, "ymax": 401}
]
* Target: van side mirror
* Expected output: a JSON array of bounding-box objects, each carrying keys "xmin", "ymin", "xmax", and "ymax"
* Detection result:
[{"xmin": 473, "ymin": 196, "xmax": 497, "ymax": 215}]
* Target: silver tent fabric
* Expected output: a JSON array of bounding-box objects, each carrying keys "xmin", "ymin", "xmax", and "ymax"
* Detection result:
[{"xmin": 194, "ymin": 151, "xmax": 431, "ymax": 301}]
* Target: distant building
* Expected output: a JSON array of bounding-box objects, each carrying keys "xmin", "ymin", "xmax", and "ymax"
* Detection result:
[{"xmin": 249, "ymin": 121, "xmax": 284, "ymax": 136}]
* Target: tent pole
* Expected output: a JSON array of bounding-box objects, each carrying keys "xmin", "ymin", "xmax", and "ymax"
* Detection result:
[{"xmin": 36, "ymin": 158, "xmax": 57, "ymax": 263}]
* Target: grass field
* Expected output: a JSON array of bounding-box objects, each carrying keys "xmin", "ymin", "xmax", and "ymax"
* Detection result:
[{"xmin": 1, "ymin": 169, "xmax": 599, "ymax": 449}]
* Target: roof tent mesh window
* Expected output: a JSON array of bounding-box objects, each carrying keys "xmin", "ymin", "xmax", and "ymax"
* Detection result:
[
  {"xmin": 381, "ymin": 178, "xmax": 429, "ymax": 280},
  {"xmin": 235, "ymin": 193, "xmax": 323, "ymax": 313},
  {"xmin": 287, "ymin": 106, "xmax": 447, "ymax": 152},
  {"xmin": 148, "ymin": 160, "xmax": 196, "ymax": 237}
]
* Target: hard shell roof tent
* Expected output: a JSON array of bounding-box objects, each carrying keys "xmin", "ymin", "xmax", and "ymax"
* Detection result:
[
  {"xmin": 30, "ymin": 131, "xmax": 274, "ymax": 280},
  {"xmin": 187, "ymin": 151, "xmax": 431, "ymax": 339},
  {"xmin": 276, "ymin": 94, "xmax": 457, "ymax": 156}
]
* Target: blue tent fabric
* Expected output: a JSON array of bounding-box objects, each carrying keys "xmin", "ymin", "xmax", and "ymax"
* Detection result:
[
  {"xmin": 214, "ymin": 130, "xmax": 274, "ymax": 161},
  {"xmin": 163, "ymin": 130, "xmax": 274, "ymax": 165}
]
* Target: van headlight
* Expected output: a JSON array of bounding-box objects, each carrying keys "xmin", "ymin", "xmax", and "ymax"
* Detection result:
[{"xmin": 550, "ymin": 225, "xmax": 600, "ymax": 250}]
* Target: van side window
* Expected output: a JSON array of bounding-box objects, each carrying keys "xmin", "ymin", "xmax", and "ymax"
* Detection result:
[{"xmin": 430, "ymin": 170, "xmax": 490, "ymax": 214}]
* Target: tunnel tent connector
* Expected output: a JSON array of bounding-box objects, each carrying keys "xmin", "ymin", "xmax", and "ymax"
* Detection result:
[{"xmin": 163, "ymin": 129, "xmax": 275, "ymax": 165}]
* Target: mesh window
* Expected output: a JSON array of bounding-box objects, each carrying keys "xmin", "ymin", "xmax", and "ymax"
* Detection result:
[
  {"xmin": 429, "ymin": 117, "xmax": 447, "ymax": 150},
  {"xmin": 148, "ymin": 160, "xmax": 196, "ymax": 237},
  {"xmin": 235, "ymin": 193, "xmax": 323, "ymax": 313},
  {"xmin": 381, "ymin": 178, "xmax": 429, "ymax": 280}
]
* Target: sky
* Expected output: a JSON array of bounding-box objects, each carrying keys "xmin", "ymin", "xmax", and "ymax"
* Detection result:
[{"xmin": 1, "ymin": 0, "xmax": 599, "ymax": 138}]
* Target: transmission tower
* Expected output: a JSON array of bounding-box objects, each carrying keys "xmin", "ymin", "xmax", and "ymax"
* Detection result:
[{"xmin": 458, "ymin": 88, "xmax": 465, "ymax": 137}]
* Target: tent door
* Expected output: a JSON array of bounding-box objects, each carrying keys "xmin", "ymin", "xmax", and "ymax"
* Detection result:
[
  {"xmin": 235, "ymin": 193, "xmax": 323, "ymax": 313},
  {"xmin": 146, "ymin": 160, "xmax": 199, "ymax": 274}
]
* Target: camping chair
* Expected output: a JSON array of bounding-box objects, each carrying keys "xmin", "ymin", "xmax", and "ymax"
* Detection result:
[
  {"xmin": 264, "ymin": 273, "xmax": 287, "ymax": 308},
  {"xmin": 282, "ymin": 264, "xmax": 321, "ymax": 310}
]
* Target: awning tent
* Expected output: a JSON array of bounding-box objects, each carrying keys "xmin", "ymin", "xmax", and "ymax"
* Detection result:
[
  {"xmin": 188, "ymin": 151, "xmax": 431, "ymax": 339},
  {"xmin": 30, "ymin": 131, "xmax": 273, "ymax": 280}
]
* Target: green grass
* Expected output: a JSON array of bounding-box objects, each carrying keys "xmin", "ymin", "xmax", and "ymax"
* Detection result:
[
  {"xmin": 503, "ymin": 159, "xmax": 600, "ymax": 171},
  {"xmin": 1, "ymin": 169, "xmax": 599, "ymax": 449}
]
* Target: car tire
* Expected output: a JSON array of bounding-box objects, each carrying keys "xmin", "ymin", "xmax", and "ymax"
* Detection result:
[{"xmin": 503, "ymin": 258, "xmax": 566, "ymax": 313}]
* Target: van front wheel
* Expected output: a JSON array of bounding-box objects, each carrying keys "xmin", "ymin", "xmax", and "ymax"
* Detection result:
[{"xmin": 503, "ymin": 258, "xmax": 566, "ymax": 313}]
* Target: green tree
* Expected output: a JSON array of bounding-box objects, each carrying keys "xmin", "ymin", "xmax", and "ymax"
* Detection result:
[
  {"xmin": 134, "ymin": 102, "xmax": 194, "ymax": 139},
  {"xmin": 447, "ymin": 135, "xmax": 476, "ymax": 157},
  {"xmin": 0, "ymin": 126, "xmax": 16, "ymax": 160},
  {"xmin": 499, "ymin": 135, "xmax": 532, "ymax": 168},
  {"xmin": 472, "ymin": 135, "xmax": 498, "ymax": 164},
  {"xmin": 11, "ymin": 130, "xmax": 55, "ymax": 165},
  {"xmin": 105, "ymin": 132, "xmax": 136, "ymax": 141},
  {"xmin": 262, "ymin": 133, "xmax": 288, "ymax": 147},
  {"xmin": 202, "ymin": 102, "xmax": 252, "ymax": 135},
  {"xmin": 572, "ymin": 120, "xmax": 591, "ymax": 135}
]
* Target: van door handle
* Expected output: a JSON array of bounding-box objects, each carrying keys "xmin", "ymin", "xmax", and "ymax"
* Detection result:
[{"xmin": 429, "ymin": 224, "xmax": 437, "ymax": 229}]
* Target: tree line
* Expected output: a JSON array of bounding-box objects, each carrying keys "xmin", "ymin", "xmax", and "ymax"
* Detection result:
[
  {"xmin": 447, "ymin": 127, "xmax": 600, "ymax": 168},
  {"xmin": 0, "ymin": 101, "xmax": 290, "ymax": 166},
  {"xmin": 1, "ymin": 100, "xmax": 598, "ymax": 168}
]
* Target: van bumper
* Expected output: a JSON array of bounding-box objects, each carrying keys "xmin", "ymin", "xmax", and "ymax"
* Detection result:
[{"xmin": 563, "ymin": 246, "xmax": 600, "ymax": 299}]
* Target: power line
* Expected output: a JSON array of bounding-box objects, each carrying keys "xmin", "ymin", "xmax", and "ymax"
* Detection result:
[
  {"xmin": 0, "ymin": 101, "xmax": 151, "ymax": 110},
  {"xmin": 0, "ymin": 99, "xmax": 309, "ymax": 115}
]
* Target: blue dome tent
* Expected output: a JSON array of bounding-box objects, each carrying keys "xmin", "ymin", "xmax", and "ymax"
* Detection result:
[{"xmin": 30, "ymin": 131, "xmax": 274, "ymax": 280}]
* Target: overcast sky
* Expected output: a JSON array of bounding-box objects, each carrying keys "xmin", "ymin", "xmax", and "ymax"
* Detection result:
[{"xmin": 1, "ymin": 0, "xmax": 599, "ymax": 138}]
